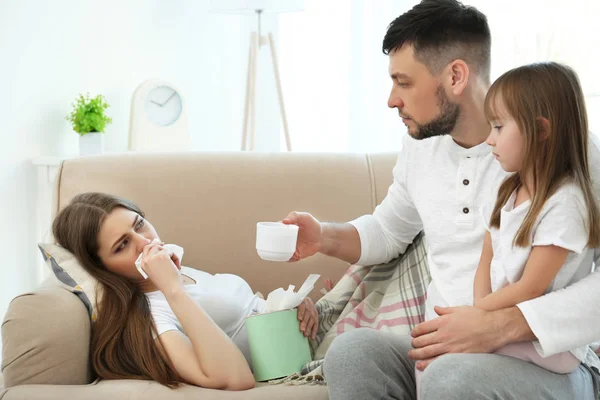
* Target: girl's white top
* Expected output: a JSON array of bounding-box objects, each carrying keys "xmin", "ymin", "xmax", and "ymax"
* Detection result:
[{"xmin": 482, "ymin": 181, "xmax": 593, "ymax": 362}]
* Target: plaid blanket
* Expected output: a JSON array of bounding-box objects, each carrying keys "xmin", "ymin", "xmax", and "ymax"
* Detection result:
[{"xmin": 272, "ymin": 231, "xmax": 430, "ymax": 385}]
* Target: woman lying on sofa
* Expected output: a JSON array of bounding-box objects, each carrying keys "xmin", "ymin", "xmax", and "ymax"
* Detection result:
[{"xmin": 51, "ymin": 192, "xmax": 319, "ymax": 390}]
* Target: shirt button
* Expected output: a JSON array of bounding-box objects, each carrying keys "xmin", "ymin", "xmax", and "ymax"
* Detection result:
[
  {"xmin": 462, "ymin": 207, "xmax": 470, "ymax": 214},
  {"xmin": 463, "ymin": 179, "xmax": 470, "ymax": 186}
]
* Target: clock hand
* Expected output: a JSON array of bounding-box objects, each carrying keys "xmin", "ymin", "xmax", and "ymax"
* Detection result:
[
  {"xmin": 161, "ymin": 91, "xmax": 177, "ymax": 106},
  {"xmin": 150, "ymin": 99, "xmax": 163, "ymax": 107}
]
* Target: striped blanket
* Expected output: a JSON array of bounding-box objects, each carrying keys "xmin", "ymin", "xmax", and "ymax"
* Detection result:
[{"xmin": 273, "ymin": 231, "xmax": 430, "ymax": 385}]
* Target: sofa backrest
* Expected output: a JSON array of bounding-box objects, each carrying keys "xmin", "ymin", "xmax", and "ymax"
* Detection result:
[{"xmin": 52, "ymin": 152, "xmax": 398, "ymax": 299}]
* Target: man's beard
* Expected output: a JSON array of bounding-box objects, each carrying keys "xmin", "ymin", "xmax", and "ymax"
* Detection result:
[{"xmin": 405, "ymin": 85, "xmax": 460, "ymax": 140}]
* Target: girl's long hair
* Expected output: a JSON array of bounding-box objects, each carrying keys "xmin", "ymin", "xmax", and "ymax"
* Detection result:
[
  {"xmin": 52, "ymin": 192, "xmax": 181, "ymax": 387},
  {"xmin": 484, "ymin": 62, "xmax": 600, "ymax": 247}
]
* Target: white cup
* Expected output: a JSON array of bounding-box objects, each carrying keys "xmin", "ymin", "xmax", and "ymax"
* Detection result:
[{"xmin": 256, "ymin": 222, "xmax": 299, "ymax": 262}]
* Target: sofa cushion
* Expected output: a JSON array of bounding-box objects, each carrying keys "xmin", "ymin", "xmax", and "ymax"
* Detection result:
[
  {"xmin": 38, "ymin": 243, "xmax": 101, "ymax": 321},
  {"xmin": 1, "ymin": 286, "xmax": 92, "ymax": 387}
]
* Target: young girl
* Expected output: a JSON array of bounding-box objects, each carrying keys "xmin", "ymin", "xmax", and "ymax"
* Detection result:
[{"xmin": 474, "ymin": 61, "xmax": 600, "ymax": 373}]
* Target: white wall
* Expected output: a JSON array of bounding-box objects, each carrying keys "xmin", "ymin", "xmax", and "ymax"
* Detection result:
[{"xmin": 0, "ymin": 0, "xmax": 283, "ymax": 360}]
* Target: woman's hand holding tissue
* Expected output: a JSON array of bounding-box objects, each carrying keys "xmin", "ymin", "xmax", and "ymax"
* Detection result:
[
  {"xmin": 141, "ymin": 239, "xmax": 183, "ymax": 295},
  {"xmin": 297, "ymin": 297, "xmax": 318, "ymax": 339}
]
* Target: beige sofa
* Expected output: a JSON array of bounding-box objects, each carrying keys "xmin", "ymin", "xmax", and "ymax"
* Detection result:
[{"xmin": 1, "ymin": 151, "xmax": 397, "ymax": 400}]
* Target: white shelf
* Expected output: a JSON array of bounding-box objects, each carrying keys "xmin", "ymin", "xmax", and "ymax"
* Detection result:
[{"xmin": 32, "ymin": 157, "xmax": 72, "ymax": 284}]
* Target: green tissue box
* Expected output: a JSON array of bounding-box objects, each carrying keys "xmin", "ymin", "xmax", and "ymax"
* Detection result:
[{"xmin": 245, "ymin": 309, "xmax": 312, "ymax": 382}]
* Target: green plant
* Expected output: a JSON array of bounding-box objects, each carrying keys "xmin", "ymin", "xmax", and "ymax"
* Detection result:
[{"xmin": 65, "ymin": 93, "xmax": 112, "ymax": 135}]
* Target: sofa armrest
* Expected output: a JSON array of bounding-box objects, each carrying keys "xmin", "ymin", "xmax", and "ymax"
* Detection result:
[{"xmin": 1, "ymin": 286, "xmax": 91, "ymax": 387}]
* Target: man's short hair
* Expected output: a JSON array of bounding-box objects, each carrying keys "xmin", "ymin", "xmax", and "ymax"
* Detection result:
[{"xmin": 383, "ymin": 0, "xmax": 491, "ymax": 83}]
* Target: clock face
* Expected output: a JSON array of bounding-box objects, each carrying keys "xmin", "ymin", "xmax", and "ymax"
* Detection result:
[{"xmin": 144, "ymin": 85, "xmax": 183, "ymax": 127}]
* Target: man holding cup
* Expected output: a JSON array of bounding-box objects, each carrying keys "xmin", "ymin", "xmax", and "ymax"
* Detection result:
[{"xmin": 281, "ymin": 0, "xmax": 600, "ymax": 399}]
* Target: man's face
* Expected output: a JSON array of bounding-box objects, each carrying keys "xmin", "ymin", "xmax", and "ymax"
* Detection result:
[{"xmin": 387, "ymin": 45, "xmax": 460, "ymax": 140}]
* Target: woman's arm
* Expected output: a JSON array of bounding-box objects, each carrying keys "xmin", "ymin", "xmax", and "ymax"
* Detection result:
[
  {"xmin": 475, "ymin": 245, "xmax": 569, "ymax": 311},
  {"xmin": 159, "ymin": 290, "xmax": 255, "ymax": 390},
  {"xmin": 473, "ymin": 231, "xmax": 493, "ymax": 305},
  {"xmin": 141, "ymin": 243, "xmax": 254, "ymax": 390}
]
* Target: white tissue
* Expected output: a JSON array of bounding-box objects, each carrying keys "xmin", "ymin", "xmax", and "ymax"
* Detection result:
[
  {"xmin": 134, "ymin": 240, "xmax": 184, "ymax": 279},
  {"xmin": 264, "ymin": 274, "xmax": 320, "ymax": 313}
]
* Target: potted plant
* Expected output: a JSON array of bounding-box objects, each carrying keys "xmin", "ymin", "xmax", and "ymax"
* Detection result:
[{"xmin": 65, "ymin": 93, "xmax": 112, "ymax": 156}]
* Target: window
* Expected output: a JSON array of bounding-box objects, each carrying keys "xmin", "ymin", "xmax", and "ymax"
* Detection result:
[{"xmin": 279, "ymin": 0, "xmax": 600, "ymax": 152}]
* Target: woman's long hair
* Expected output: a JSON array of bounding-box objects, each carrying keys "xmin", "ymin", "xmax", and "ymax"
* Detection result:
[
  {"xmin": 52, "ymin": 192, "xmax": 181, "ymax": 387},
  {"xmin": 484, "ymin": 62, "xmax": 600, "ymax": 247}
]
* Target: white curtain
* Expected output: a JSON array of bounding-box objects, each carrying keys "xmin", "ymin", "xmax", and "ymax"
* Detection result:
[{"xmin": 279, "ymin": 0, "xmax": 600, "ymax": 152}]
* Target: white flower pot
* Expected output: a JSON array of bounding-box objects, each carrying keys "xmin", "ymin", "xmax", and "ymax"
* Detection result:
[{"xmin": 79, "ymin": 132, "xmax": 104, "ymax": 156}]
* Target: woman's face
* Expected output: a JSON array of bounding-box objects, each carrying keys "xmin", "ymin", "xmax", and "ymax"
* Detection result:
[{"xmin": 97, "ymin": 207, "xmax": 159, "ymax": 281}]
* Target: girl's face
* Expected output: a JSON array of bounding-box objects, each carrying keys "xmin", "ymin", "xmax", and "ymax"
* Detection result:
[
  {"xmin": 485, "ymin": 98, "xmax": 526, "ymax": 173},
  {"xmin": 97, "ymin": 207, "xmax": 159, "ymax": 281}
]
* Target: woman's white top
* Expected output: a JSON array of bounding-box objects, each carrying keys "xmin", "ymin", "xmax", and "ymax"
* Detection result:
[{"xmin": 145, "ymin": 266, "xmax": 266, "ymax": 364}]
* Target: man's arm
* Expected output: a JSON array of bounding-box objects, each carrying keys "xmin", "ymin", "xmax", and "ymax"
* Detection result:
[
  {"xmin": 347, "ymin": 138, "xmax": 423, "ymax": 266},
  {"xmin": 319, "ymin": 222, "xmax": 362, "ymax": 264},
  {"xmin": 517, "ymin": 266, "xmax": 600, "ymax": 357},
  {"xmin": 284, "ymin": 136, "xmax": 423, "ymax": 266},
  {"xmin": 282, "ymin": 213, "xmax": 362, "ymax": 264}
]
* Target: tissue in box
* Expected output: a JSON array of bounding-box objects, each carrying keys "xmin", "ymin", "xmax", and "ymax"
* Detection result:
[
  {"xmin": 246, "ymin": 274, "xmax": 320, "ymax": 380},
  {"xmin": 263, "ymin": 274, "xmax": 320, "ymax": 313}
]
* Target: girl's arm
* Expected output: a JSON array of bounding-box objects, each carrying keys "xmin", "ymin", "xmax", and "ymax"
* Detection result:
[
  {"xmin": 475, "ymin": 245, "xmax": 569, "ymax": 311},
  {"xmin": 142, "ymin": 244, "xmax": 255, "ymax": 390},
  {"xmin": 473, "ymin": 231, "xmax": 494, "ymax": 305}
]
